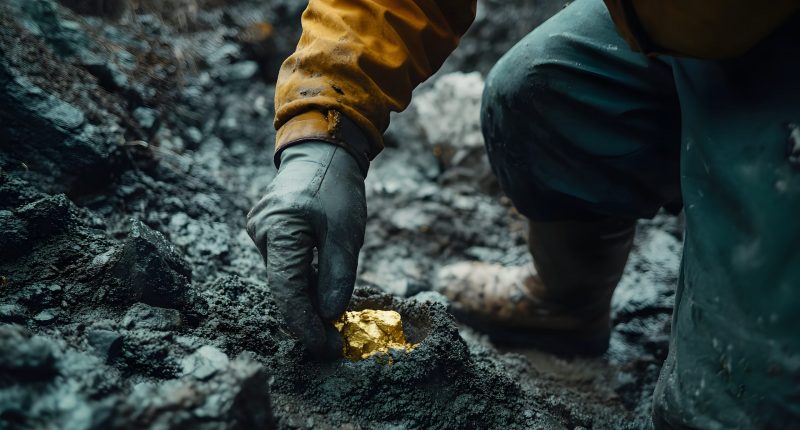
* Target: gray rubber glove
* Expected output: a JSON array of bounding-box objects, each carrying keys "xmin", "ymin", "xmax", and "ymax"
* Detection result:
[{"xmin": 246, "ymin": 141, "xmax": 366, "ymax": 359}]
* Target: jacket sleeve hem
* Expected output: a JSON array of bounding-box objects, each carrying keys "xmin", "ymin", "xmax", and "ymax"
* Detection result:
[{"xmin": 274, "ymin": 110, "xmax": 373, "ymax": 176}]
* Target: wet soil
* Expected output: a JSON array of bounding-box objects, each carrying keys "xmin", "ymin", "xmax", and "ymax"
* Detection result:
[{"xmin": 0, "ymin": 1, "xmax": 680, "ymax": 429}]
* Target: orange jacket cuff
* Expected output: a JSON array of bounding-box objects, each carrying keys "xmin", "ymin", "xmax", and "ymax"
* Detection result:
[{"xmin": 274, "ymin": 110, "xmax": 372, "ymax": 176}]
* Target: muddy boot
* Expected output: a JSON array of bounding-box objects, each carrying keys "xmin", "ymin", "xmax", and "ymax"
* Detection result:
[
  {"xmin": 435, "ymin": 219, "xmax": 636, "ymax": 356},
  {"xmin": 435, "ymin": 261, "xmax": 613, "ymax": 356}
]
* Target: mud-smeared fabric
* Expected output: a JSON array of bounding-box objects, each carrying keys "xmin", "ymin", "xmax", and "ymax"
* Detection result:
[
  {"xmin": 654, "ymin": 16, "xmax": 800, "ymax": 429},
  {"xmin": 481, "ymin": 0, "xmax": 800, "ymax": 427},
  {"xmin": 481, "ymin": 0, "xmax": 681, "ymax": 222},
  {"xmin": 273, "ymin": 0, "xmax": 478, "ymax": 160}
]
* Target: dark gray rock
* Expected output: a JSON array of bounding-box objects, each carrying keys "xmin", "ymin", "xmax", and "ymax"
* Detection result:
[
  {"xmin": 0, "ymin": 0, "xmax": 124, "ymax": 195},
  {"xmin": 84, "ymin": 60, "xmax": 130, "ymax": 91},
  {"xmin": 0, "ymin": 174, "xmax": 47, "ymax": 209},
  {"xmin": 0, "ymin": 304, "xmax": 27, "ymax": 324},
  {"xmin": 122, "ymin": 302, "xmax": 182, "ymax": 331},
  {"xmin": 87, "ymin": 329, "xmax": 123, "ymax": 362},
  {"xmin": 96, "ymin": 353, "xmax": 274, "ymax": 429},
  {"xmin": 0, "ymin": 58, "xmax": 117, "ymax": 194},
  {"xmin": 0, "ymin": 209, "xmax": 29, "ymax": 259},
  {"xmin": 17, "ymin": 282, "xmax": 63, "ymax": 311},
  {"xmin": 16, "ymin": 194, "xmax": 70, "ymax": 238},
  {"xmin": 0, "ymin": 325, "xmax": 57, "ymax": 379},
  {"xmin": 109, "ymin": 219, "xmax": 191, "ymax": 310},
  {"xmin": 117, "ymin": 330, "xmax": 180, "ymax": 379}
]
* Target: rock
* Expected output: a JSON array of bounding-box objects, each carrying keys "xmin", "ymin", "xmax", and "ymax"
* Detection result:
[
  {"xmin": 181, "ymin": 345, "xmax": 230, "ymax": 380},
  {"xmin": 0, "ymin": 209, "xmax": 29, "ymax": 259},
  {"xmin": 413, "ymin": 71, "xmax": 485, "ymax": 153},
  {"xmin": 84, "ymin": 62, "xmax": 130, "ymax": 92},
  {"xmin": 16, "ymin": 194, "xmax": 70, "ymax": 238},
  {"xmin": 0, "ymin": 174, "xmax": 47, "ymax": 209},
  {"xmin": 411, "ymin": 72, "xmax": 496, "ymax": 187},
  {"xmin": 33, "ymin": 308, "xmax": 59, "ymax": 324},
  {"xmin": 0, "ymin": 0, "xmax": 124, "ymax": 195},
  {"xmin": 215, "ymin": 61, "xmax": 259, "ymax": 83},
  {"xmin": 109, "ymin": 219, "xmax": 192, "ymax": 310},
  {"xmin": 87, "ymin": 329, "xmax": 123, "ymax": 362},
  {"xmin": 118, "ymin": 330, "xmax": 180, "ymax": 379},
  {"xmin": 205, "ymin": 42, "xmax": 241, "ymax": 66},
  {"xmin": 167, "ymin": 213, "xmax": 231, "ymax": 273},
  {"xmin": 122, "ymin": 302, "xmax": 182, "ymax": 331},
  {"xmin": 0, "ymin": 304, "xmax": 27, "ymax": 324},
  {"xmin": 97, "ymin": 353, "xmax": 274, "ymax": 429},
  {"xmin": 183, "ymin": 126, "xmax": 202, "ymax": 145},
  {"xmin": 132, "ymin": 106, "xmax": 158, "ymax": 131},
  {"xmin": 17, "ymin": 282, "xmax": 63, "ymax": 310},
  {"xmin": 0, "ymin": 325, "xmax": 57, "ymax": 378}
]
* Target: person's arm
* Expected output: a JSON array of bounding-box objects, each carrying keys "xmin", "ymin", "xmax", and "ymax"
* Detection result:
[
  {"xmin": 274, "ymin": 0, "xmax": 477, "ymax": 170},
  {"xmin": 604, "ymin": 0, "xmax": 800, "ymax": 58},
  {"xmin": 249, "ymin": 0, "xmax": 476, "ymax": 358}
]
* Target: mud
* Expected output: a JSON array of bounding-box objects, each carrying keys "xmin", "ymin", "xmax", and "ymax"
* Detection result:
[{"xmin": 0, "ymin": 1, "xmax": 680, "ymax": 429}]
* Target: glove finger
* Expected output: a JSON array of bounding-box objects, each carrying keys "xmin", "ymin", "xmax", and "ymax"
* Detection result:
[
  {"xmin": 316, "ymin": 228, "xmax": 363, "ymax": 321},
  {"xmin": 315, "ymin": 149, "xmax": 366, "ymax": 321},
  {"xmin": 317, "ymin": 323, "xmax": 344, "ymax": 361},
  {"xmin": 245, "ymin": 194, "xmax": 272, "ymax": 260},
  {"xmin": 265, "ymin": 216, "xmax": 327, "ymax": 356}
]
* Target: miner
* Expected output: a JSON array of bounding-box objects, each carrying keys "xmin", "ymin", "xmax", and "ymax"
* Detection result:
[{"xmin": 246, "ymin": 0, "xmax": 800, "ymax": 427}]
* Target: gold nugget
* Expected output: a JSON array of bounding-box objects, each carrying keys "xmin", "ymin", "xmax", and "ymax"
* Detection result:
[{"xmin": 334, "ymin": 310, "xmax": 417, "ymax": 361}]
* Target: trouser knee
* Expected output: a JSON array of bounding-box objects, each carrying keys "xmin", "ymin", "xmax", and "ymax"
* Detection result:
[
  {"xmin": 480, "ymin": 33, "xmax": 589, "ymax": 221},
  {"xmin": 480, "ymin": 14, "xmax": 681, "ymax": 222}
]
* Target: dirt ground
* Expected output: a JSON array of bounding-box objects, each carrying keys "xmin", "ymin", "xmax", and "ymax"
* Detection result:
[{"xmin": 0, "ymin": 1, "xmax": 681, "ymax": 428}]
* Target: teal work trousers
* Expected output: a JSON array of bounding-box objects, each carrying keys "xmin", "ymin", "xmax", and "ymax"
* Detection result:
[{"xmin": 481, "ymin": 0, "xmax": 800, "ymax": 427}]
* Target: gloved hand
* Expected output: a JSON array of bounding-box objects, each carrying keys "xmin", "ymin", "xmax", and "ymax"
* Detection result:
[{"xmin": 246, "ymin": 141, "xmax": 366, "ymax": 359}]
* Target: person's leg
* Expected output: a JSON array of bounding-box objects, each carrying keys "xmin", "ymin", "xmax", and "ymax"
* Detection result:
[
  {"xmin": 481, "ymin": 0, "xmax": 681, "ymax": 223},
  {"xmin": 654, "ymin": 15, "xmax": 800, "ymax": 428},
  {"xmin": 436, "ymin": 0, "xmax": 681, "ymax": 354}
]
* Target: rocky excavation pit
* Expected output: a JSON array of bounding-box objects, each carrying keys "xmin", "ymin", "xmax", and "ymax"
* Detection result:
[{"xmin": 0, "ymin": 0, "xmax": 681, "ymax": 429}]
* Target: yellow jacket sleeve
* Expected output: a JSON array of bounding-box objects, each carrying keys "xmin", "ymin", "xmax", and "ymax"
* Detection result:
[
  {"xmin": 273, "ymin": 0, "xmax": 477, "ymax": 169},
  {"xmin": 604, "ymin": 0, "xmax": 800, "ymax": 59}
]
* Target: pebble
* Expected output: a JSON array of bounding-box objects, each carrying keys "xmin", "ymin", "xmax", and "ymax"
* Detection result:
[
  {"xmin": 122, "ymin": 303, "xmax": 183, "ymax": 331},
  {"xmin": 133, "ymin": 107, "xmax": 158, "ymax": 130},
  {"xmin": 87, "ymin": 329, "xmax": 123, "ymax": 361},
  {"xmin": 0, "ymin": 304, "xmax": 27, "ymax": 324},
  {"xmin": 181, "ymin": 345, "xmax": 230, "ymax": 380},
  {"xmin": 33, "ymin": 309, "xmax": 57, "ymax": 324},
  {"xmin": 216, "ymin": 61, "xmax": 258, "ymax": 83}
]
